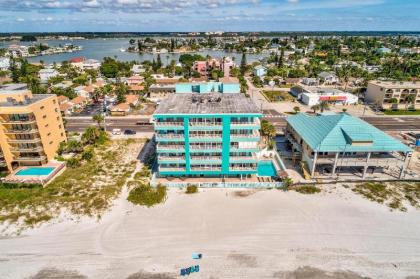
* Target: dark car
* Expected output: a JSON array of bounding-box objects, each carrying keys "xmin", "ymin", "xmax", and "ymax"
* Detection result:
[{"xmin": 124, "ymin": 129, "xmax": 136, "ymax": 135}]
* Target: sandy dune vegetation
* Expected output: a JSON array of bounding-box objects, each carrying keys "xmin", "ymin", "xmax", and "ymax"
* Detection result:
[{"xmin": 1, "ymin": 184, "xmax": 420, "ymax": 279}]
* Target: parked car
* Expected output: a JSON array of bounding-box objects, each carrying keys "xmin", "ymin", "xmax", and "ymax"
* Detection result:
[
  {"xmin": 124, "ymin": 129, "xmax": 136, "ymax": 135},
  {"xmin": 112, "ymin": 128, "xmax": 121, "ymax": 135}
]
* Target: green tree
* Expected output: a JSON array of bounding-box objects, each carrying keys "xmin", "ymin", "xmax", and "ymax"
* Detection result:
[
  {"xmin": 82, "ymin": 126, "xmax": 101, "ymax": 145},
  {"xmin": 260, "ymin": 120, "xmax": 276, "ymax": 143},
  {"xmin": 311, "ymin": 104, "xmax": 320, "ymax": 114},
  {"xmin": 278, "ymin": 48, "xmax": 284, "ymax": 67},
  {"xmin": 240, "ymin": 52, "xmax": 247, "ymax": 75},
  {"xmin": 115, "ymin": 83, "xmax": 128, "ymax": 104},
  {"xmin": 319, "ymin": 101, "xmax": 329, "ymax": 113},
  {"xmin": 156, "ymin": 54, "xmax": 162, "ymax": 69},
  {"xmin": 92, "ymin": 114, "xmax": 104, "ymax": 129},
  {"xmin": 9, "ymin": 58, "xmax": 20, "ymax": 82},
  {"xmin": 405, "ymin": 94, "xmax": 416, "ymax": 110},
  {"xmin": 293, "ymin": 106, "xmax": 300, "ymax": 114}
]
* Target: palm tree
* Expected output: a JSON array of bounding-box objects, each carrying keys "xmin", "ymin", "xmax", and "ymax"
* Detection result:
[
  {"xmin": 82, "ymin": 126, "xmax": 101, "ymax": 145},
  {"xmin": 92, "ymin": 114, "xmax": 104, "ymax": 129},
  {"xmin": 405, "ymin": 94, "xmax": 416, "ymax": 110},
  {"xmin": 311, "ymin": 104, "xmax": 320, "ymax": 114},
  {"xmin": 293, "ymin": 106, "xmax": 300, "ymax": 114},
  {"xmin": 261, "ymin": 120, "xmax": 276, "ymax": 144},
  {"xmin": 319, "ymin": 101, "xmax": 329, "ymax": 113}
]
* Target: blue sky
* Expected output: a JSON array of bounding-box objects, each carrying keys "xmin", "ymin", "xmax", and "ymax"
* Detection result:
[{"xmin": 0, "ymin": 0, "xmax": 419, "ymax": 32}]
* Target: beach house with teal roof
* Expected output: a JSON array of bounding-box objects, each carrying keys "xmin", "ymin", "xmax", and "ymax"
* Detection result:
[{"xmin": 285, "ymin": 113, "xmax": 412, "ymax": 179}]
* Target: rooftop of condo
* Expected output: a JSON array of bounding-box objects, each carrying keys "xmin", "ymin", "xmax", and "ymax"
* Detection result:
[{"xmin": 154, "ymin": 93, "xmax": 261, "ymax": 115}]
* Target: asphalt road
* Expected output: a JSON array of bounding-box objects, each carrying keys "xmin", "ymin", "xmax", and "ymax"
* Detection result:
[
  {"xmin": 65, "ymin": 116, "xmax": 420, "ymax": 133},
  {"xmin": 65, "ymin": 117, "xmax": 153, "ymax": 133}
]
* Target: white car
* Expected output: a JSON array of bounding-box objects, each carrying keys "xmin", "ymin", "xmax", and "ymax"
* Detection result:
[{"xmin": 112, "ymin": 128, "xmax": 121, "ymax": 135}]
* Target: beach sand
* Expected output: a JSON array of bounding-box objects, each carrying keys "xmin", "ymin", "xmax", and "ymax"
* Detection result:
[{"xmin": 1, "ymin": 185, "xmax": 420, "ymax": 279}]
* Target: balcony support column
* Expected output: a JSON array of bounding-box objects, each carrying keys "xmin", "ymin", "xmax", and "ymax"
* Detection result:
[
  {"xmin": 399, "ymin": 152, "xmax": 411, "ymax": 179},
  {"xmin": 310, "ymin": 152, "xmax": 318, "ymax": 178},
  {"xmin": 332, "ymin": 152, "xmax": 339, "ymax": 176},
  {"xmin": 362, "ymin": 152, "xmax": 371, "ymax": 179}
]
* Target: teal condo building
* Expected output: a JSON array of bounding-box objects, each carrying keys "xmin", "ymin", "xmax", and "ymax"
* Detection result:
[
  {"xmin": 175, "ymin": 78, "xmax": 241, "ymax": 94},
  {"xmin": 154, "ymin": 93, "xmax": 262, "ymax": 178}
]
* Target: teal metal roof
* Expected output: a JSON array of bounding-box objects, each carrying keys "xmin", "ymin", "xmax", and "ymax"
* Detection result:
[{"xmin": 287, "ymin": 113, "xmax": 412, "ymax": 153}]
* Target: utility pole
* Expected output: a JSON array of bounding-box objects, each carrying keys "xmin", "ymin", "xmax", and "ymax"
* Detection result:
[{"xmin": 103, "ymin": 98, "xmax": 107, "ymax": 132}]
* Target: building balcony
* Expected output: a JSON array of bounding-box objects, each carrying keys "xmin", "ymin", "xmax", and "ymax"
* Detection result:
[
  {"xmin": 189, "ymin": 134, "xmax": 223, "ymax": 142},
  {"xmin": 230, "ymin": 146, "xmax": 259, "ymax": 152},
  {"xmin": 14, "ymin": 156, "xmax": 47, "ymax": 162},
  {"xmin": 231, "ymin": 119, "xmax": 260, "ymax": 128},
  {"xmin": 7, "ymin": 137, "xmax": 42, "ymax": 144},
  {"xmin": 156, "ymin": 144, "xmax": 185, "ymax": 152},
  {"xmin": 155, "ymin": 134, "xmax": 185, "ymax": 142},
  {"xmin": 316, "ymin": 154, "xmax": 402, "ymax": 167},
  {"xmin": 158, "ymin": 156, "xmax": 186, "ymax": 163},
  {"xmin": 190, "ymin": 166, "xmax": 222, "ymax": 172},
  {"xmin": 154, "ymin": 122, "xmax": 184, "ymax": 130},
  {"xmin": 155, "ymin": 121, "xmax": 184, "ymax": 127},
  {"xmin": 230, "ymin": 155, "xmax": 258, "ymax": 163},
  {"xmin": 0, "ymin": 117, "xmax": 37, "ymax": 124},
  {"xmin": 189, "ymin": 123, "xmax": 223, "ymax": 131},
  {"xmin": 159, "ymin": 167, "xmax": 186, "ymax": 172},
  {"xmin": 4, "ymin": 128, "xmax": 39, "ymax": 135},
  {"xmin": 10, "ymin": 146, "xmax": 44, "ymax": 152},
  {"xmin": 190, "ymin": 156, "xmax": 222, "ymax": 164},
  {"xmin": 230, "ymin": 132, "xmax": 260, "ymax": 141},
  {"xmin": 189, "ymin": 145, "xmax": 223, "ymax": 152},
  {"xmin": 229, "ymin": 166, "xmax": 257, "ymax": 171}
]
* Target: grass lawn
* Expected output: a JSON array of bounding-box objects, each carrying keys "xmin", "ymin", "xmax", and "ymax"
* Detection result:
[
  {"xmin": 261, "ymin": 90, "xmax": 295, "ymax": 102},
  {"xmin": 351, "ymin": 182, "xmax": 420, "ymax": 211},
  {"xmin": 384, "ymin": 109, "xmax": 420, "ymax": 115},
  {"xmin": 0, "ymin": 139, "xmax": 145, "ymax": 230}
]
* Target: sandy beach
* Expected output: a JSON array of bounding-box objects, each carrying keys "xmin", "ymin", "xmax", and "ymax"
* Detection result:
[{"xmin": 1, "ymin": 185, "xmax": 420, "ymax": 279}]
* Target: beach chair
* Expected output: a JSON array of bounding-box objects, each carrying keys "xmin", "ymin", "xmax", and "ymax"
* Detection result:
[{"xmin": 192, "ymin": 253, "xmax": 202, "ymax": 259}]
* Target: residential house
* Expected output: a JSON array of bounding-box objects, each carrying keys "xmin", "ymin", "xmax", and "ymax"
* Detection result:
[
  {"xmin": 126, "ymin": 75, "xmax": 145, "ymax": 86},
  {"xmin": 39, "ymin": 69, "xmax": 59, "ymax": 83},
  {"xmin": 302, "ymin": 77, "xmax": 319, "ymax": 86},
  {"xmin": 253, "ymin": 65, "xmax": 267, "ymax": 78},
  {"xmin": 318, "ymin": 72, "xmax": 338, "ymax": 85},
  {"xmin": 285, "ymin": 113, "xmax": 412, "ymax": 179},
  {"xmin": 131, "ymin": 64, "xmax": 145, "ymax": 74},
  {"xmin": 0, "ymin": 57, "xmax": 10, "ymax": 71},
  {"xmin": 110, "ymin": 94, "xmax": 139, "ymax": 116},
  {"xmin": 70, "ymin": 96, "xmax": 88, "ymax": 111}
]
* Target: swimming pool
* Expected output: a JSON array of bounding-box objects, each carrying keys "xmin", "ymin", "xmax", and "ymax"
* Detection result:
[
  {"xmin": 16, "ymin": 167, "xmax": 55, "ymax": 176},
  {"xmin": 257, "ymin": 161, "xmax": 277, "ymax": 177}
]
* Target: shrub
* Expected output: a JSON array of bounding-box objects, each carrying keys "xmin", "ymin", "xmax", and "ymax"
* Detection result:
[
  {"xmin": 186, "ymin": 185, "xmax": 198, "ymax": 194},
  {"xmin": 282, "ymin": 177, "xmax": 293, "ymax": 190},
  {"xmin": 81, "ymin": 149, "xmax": 94, "ymax": 161},
  {"xmin": 127, "ymin": 183, "xmax": 167, "ymax": 207},
  {"xmin": 293, "ymin": 185, "xmax": 321, "ymax": 194},
  {"xmin": 66, "ymin": 157, "xmax": 81, "ymax": 168}
]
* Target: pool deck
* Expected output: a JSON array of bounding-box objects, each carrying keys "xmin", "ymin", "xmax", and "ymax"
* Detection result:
[{"xmin": 2, "ymin": 162, "xmax": 66, "ymax": 185}]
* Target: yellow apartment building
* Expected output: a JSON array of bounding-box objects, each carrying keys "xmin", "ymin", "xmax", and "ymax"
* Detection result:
[
  {"xmin": 0, "ymin": 84, "xmax": 67, "ymax": 172},
  {"xmin": 366, "ymin": 81, "xmax": 420, "ymax": 109}
]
